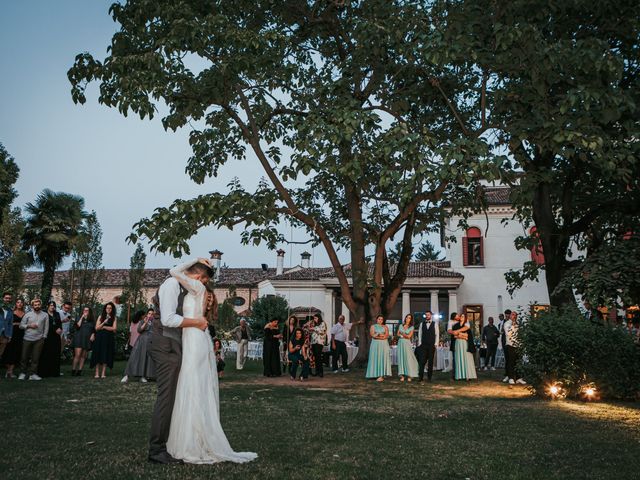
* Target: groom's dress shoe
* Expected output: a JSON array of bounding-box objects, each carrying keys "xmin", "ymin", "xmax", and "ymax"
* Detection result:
[{"xmin": 148, "ymin": 452, "xmax": 183, "ymax": 465}]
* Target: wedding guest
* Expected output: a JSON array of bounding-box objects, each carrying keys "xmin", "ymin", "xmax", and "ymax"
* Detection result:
[
  {"xmin": 2, "ymin": 297, "xmax": 25, "ymax": 378},
  {"xmin": 0, "ymin": 292, "xmax": 14, "ymax": 360},
  {"xmin": 504, "ymin": 311, "xmax": 526, "ymax": 385},
  {"xmin": 481, "ymin": 316, "xmax": 500, "ymax": 371},
  {"xmin": 452, "ymin": 314, "xmax": 477, "ymax": 381},
  {"xmin": 91, "ymin": 302, "xmax": 117, "ymax": 378},
  {"xmin": 213, "ymin": 338, "xmax": 226, "ymax": 378},
  {"xmin": 38, "ymin": 301, "xmax": 62, "ymax": 378},
  {"xmin": 310, "ymin": 314, "xmax": 327, "ymax": 377},
  {"xmin": 263, "ymin": 319, "xmax": 282, "ymax": 377},
  {"xmin": 287, "ymin": 328, "xmax": 309, "ymax": 380},
  {"xmin": 282, "ymin": 316, "xmax": 298, "ymax": 370},
  {"xmin": 416, "ymin": 311, "xmax": 439, "ymax": 382},
  {"xmin": 59, "ymin": 301, "xmax": 73, "ymax": 349},
  {"xmin": 230, "ymin": 319, "xmax": 252, "ymax": 370},
  {"xmin": 330, "ymin": 314, "xmax": 352, "ymax": 373},
  {"xmin": 446, "ymin": 312, "xmax": 459, "ymax": 379},
  {"xmin": 365, "ymin": 314, "xmax": 391, "ymax": 382},
  {"xmin": 301, "ymin": 316, "xmax": 315, "ymax": 371},
  {"xmin": 122, "ymin": 309, "xmax": 156, "ymax": 383},
  {"xmin": 71, "ymin": 306, "xmax": 95, "ymax": 376},
  {"xmin": 500, "ymin": 310, "xmax": 511, "ymax": 382},
  {"xmin": 205, "ymin": 285, "xmax": 218, "ymax": 339},
  {"xmin": 129, "ymin": 309, "xmax": 142, "ymax": 350},
  {"xmin": 397, "ymin": 314, "xmax": 419, "ymax": 382},
  {"xmin": 19, "ymin": 298, "xmax": 48, "ymax": 381}
]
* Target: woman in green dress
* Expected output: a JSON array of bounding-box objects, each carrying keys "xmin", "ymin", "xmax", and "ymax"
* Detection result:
[
  {"xmin": 397, "ymin": 314, "xmax": 419, "ymax": 382},
  {"xmin": 365, "ymin": 315, "xmax": 392, "ymax": 382},
  {"xmin": 453, "ymin": 314, "xmax": 478, "ymax": 381}
]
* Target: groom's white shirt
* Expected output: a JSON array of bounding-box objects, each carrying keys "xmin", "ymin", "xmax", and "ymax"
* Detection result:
[{"xmin": 159, "ymin": 277, "xmax": 184, "ymax": 328}]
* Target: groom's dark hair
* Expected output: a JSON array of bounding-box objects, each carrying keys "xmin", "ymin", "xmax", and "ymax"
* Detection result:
[{"xmin": 186, "ymin": 262, "xmax": 215, "ymax": 279}]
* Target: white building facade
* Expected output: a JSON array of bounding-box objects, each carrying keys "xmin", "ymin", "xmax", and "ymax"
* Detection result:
[{"xmin": 257, "ymin": 187, "xmax": 550, "ymax": 335}]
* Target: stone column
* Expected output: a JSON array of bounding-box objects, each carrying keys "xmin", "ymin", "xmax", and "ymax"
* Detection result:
[
  {"xmin": 430, "ymin": 290, "xmax": 439, "ymax": 318},
  {"xmin": 324, "ymin": 289, "xmax": 335, "ymax": 328},
  {"xmin": 341, "ymin": 301, "xmax": 350, "ymax": 322},
  {"xmin": 402, "ymin": 290, "xmax": 411, "ymax": 320},
  {"xmin": 448, "ymin": 290, "xmax": 458, "ymax": 318}
]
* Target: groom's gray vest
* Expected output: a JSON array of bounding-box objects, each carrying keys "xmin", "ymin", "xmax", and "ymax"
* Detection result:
[{"xmin": 152, "ymin": 277, "xmax": 188, "ymax": 345}]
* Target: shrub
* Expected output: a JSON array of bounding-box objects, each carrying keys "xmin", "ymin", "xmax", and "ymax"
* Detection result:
[
  {"xmin": 249, "ymin": 295, "xmax": 289, "ymax": 336},
  {"xmin": 519, "ymin": 308, "xmax": 640, "ymax": 400}
]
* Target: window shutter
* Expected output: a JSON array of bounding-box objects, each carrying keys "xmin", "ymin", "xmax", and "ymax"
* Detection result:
[
  {"xmin": 478, "ymin": 236, "xmax": 484, "ymax": 265},
  {"xmin": 462, "ymin": 236, "xmax": 469, "ymax": 266}
]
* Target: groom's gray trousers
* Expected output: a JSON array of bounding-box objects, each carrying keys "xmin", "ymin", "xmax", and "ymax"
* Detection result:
[{"xmin": 148, "ymin": 333, "xmax": 182, "ymax": 456}]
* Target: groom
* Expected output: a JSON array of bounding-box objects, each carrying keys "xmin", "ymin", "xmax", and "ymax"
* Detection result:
[
  {"xmin": 148, "ymin": 259, "xmax": 213, "ymax": 464},
  {"xmin": 415, "ymin": 311, "xmax": 439, "ymax": 382}
]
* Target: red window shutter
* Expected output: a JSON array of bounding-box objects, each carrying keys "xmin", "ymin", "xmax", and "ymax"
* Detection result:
[
  {"xmin": 530, "ymin": 227, "xmax": 545, "ymax": 265},
  {"xmin": 462, "ymin": 236, "xmax": 469, "ymax": 266},
  {"xmin": 478, "ymin": 236, "xmax": 484, "ymax": 265}
]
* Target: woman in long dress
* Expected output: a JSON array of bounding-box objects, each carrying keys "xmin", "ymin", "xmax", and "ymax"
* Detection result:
[
  {"xmin": 397, "ymin": 314, "xmax": 419, "ymax": 382},
  {"xmin": 453, "ymin": 314, "xmax": 477, "ymax": 381},
  {"xmin": 263, "ymin": 319, "xmax": 282, "ymax": 377},
  {"xmin": 365, "ymin": 315, "xmax": 392, "ymax": 382},
  {"xmin": 121, "ymin": 309, "xmax": 156, "ymax": 383},
  {"xmin": 38, "ymin": 301, "xmax": 62, "ymax": 378},
  {"xmin": 90, "ymin": 302, "xmax": 117, "ymax": 378},
  {"xmin": 166, "ymin": 259, "xmax": 257, "ymax": 464}
]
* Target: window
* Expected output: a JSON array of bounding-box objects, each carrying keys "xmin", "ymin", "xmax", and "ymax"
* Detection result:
[
  {"xmin": 463, "ymin": 304, "xmax": 483, "ymax": 339},
  {"xmin": 529, "ymin": 227, "xmax": 545, "ymax": 265},
  {"xmin": 462, "ymin": 227, "xmax": 483, "ymax": 266}
]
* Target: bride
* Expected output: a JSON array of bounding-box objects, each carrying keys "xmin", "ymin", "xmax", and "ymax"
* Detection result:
[{"xmin": 166, "ymin": 259, "xmax": 257, "ymax": 464}]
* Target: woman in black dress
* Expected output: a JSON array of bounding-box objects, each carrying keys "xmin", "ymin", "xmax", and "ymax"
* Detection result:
[
  {"xmin": 71, "ymin": 306, "xmax": 95, "ymax": 376},
  {"xmin": 2, "ymin": 298, "xmax": 25, "ymax": 378},
  {"xmin": 281, "ymin": 316, "xmax": 298, "ymax": 369},
  {"xmin": 91, "ymin": 302, "xmax": 117, "ymax": 378},
  {"xmin": 263, "ymin": 319, "xmax": 282, "ymax": 377},
  {"xmin": 37, "ymin": 301, "xmax": 63, "ymax": 378}
]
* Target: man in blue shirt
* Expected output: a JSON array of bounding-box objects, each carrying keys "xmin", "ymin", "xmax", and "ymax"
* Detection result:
[{"xmin": 0, "ymin": 291, "xmax": 14, "ymax": 358}]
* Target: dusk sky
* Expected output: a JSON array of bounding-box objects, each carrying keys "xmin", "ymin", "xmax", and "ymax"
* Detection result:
[{"xmin": 0, "ymin": 0, "xmax": 356, "ymax": 270}]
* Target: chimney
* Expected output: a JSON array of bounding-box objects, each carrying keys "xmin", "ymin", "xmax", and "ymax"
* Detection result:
[
  {"xmin": 209, "ymin": 249, "xmax": 223, "ymax": 280},
  {"xmin": 301, "ymin": 251, "xmax": 311, "ymax": 269},
  {"xmin": 276, "ymin": 249, "xmax": 285, "ymax": 275}
]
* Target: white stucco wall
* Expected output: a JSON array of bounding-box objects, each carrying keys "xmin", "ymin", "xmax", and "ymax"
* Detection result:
[{"xmin": 445, "ymin": 207, "xmax": 550, "ymax": 321}]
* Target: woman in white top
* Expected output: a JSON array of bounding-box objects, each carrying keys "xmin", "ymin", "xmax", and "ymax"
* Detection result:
[{"xmin": 166, "ymin": 259, "xmax": 257, "ymax": 464}]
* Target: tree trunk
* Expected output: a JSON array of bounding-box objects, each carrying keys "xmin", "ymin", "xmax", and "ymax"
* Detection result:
[
  {"xmin": 41, "ymin": 261, "xmax": 56, "ymax": 304},
  {"xmin": 531, "ymin": 179, "xmax": 575, "ymax": 308}
]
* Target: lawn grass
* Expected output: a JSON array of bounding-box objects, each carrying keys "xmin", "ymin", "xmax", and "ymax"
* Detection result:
[{"xmin": 1, "ymin": 360, "xmax": 638, "ymax": 480}]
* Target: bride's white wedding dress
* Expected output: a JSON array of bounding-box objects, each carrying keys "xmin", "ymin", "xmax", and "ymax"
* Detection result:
[{"xmin": 166, "ymin": 260, "xmax": 257, "ymax": 464}]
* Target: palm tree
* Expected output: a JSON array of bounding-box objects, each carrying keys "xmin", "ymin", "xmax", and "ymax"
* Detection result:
[{"xmin": 23, "ymin": 189, "xmax": 87, "ymax": 302}]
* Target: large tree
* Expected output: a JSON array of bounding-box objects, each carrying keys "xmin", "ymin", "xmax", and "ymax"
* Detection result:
[
  {"xmin": 69, "ymin": 1, "xmax": 500, "ymax": 360},
  {"xmin": 0, "ymin": 143, "xmax": 29, "ymax": 293},
  {"xmin": 60, "ymin": 211, "xmax": 105, "ymax": 312},
  {"xmin": 22, "ymin": 189, "xmax": 86, "ymax": 302},
  {"xmin": 435, "ymin": 0, "xmax": 640, "ymax": 307},
  {"xmin": 0, "ymin": 143, "xmax": 20, "ymax": 223},
  {"xmin": 120, "ymin": 244, "xmax": 148, "ymax": 321}
]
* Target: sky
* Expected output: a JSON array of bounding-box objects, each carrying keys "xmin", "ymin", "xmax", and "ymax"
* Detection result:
[{"xmin": 0, "ymin": 0, "xmax": 356, "ymax": 270}]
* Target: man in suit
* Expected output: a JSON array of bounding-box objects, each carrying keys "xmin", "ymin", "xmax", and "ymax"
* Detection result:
[
  {"xmin": 416, "ymin": 311, "xmax": 439, "ymax": 382},
  {"xmin": 0, "ymin": 292, "xmax": 14, "ymax": 358},
  {"xmin": 148, "ymin": 259, "xmax": 212, "ymax": 465}
]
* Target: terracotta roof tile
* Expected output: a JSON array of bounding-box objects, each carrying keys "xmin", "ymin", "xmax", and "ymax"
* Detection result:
[{"xmin": 484, "ymin": 187, "xmax": 511, "ymax": 205}]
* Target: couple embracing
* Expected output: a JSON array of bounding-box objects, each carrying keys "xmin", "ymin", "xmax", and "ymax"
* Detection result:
[{"xmin": 147, "ymin": 258, "xmax": 257, "ymax": 465}]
